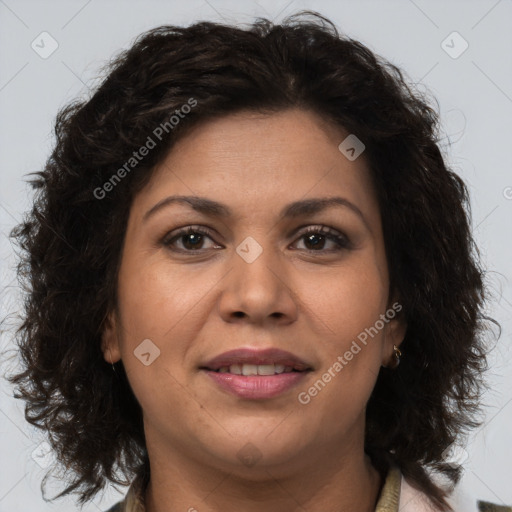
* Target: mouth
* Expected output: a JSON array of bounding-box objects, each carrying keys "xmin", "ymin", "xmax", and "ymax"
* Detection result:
[
  {"xmin": 199, "ymin": 347, "xmax": 313, "ymax": 399},
  {"xmin": 200, "ymin": 347, "xmax": 313, "ymax": 373},
  {"xmin": 207, "ymin": 363, "xmax": 308, "ymax": 375}
]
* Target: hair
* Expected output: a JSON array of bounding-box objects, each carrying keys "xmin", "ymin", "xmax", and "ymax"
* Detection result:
[{"xmin": 4, "ymin": 10, "xmax": 499, "ymax": 511}]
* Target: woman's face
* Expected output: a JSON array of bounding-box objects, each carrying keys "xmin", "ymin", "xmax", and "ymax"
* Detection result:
[{"xmin": 103, "ymin": 108, "xmax": 405, "ymax": 476}]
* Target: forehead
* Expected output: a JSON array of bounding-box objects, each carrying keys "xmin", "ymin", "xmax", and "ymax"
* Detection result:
[{"xmin": 132, "ymin": 108, "xmax": 379, "ymax": 227}]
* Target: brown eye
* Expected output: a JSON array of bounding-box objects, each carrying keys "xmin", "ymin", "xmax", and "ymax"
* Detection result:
[
  {"xmin": 162, "ymin": 226, "xmax": 221, "ymax": 252},
  {"xmin": 292, "ymin": 226, "xmax": 351, "ymax": 252}
]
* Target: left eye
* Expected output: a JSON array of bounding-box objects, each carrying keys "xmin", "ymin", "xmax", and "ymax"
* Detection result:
[
  {"xmin": 162, "ymin": 225, "xmax": 350, "ymax": 253},
  {"xmin": 293, "ymin": 226, "xmax": 350, "ymax": 252}
]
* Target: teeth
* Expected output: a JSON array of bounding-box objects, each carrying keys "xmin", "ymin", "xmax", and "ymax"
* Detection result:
[
  {"xmin": 215, "ymin": 364, "xmax": 298, "ymax": 375},
  {"xmin": 230, "ymin": 364, "xmax": 242, "ymax": 375},
  {"xmin": 256, "ymin": 364, "xmax": 275, "ymax": 376},
  {"xmin": 242, "ymin": 364, "xmax": 258, "ymax": 376}
]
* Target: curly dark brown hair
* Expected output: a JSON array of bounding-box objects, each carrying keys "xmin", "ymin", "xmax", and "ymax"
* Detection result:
[{"xmin": 3, "ymin": 10, "xmax": 499, "ymax": 511}]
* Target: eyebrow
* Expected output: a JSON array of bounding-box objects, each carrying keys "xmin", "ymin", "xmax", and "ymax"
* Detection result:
[{"xmin": 143, "ymin": 194, "xmax": 369, "ymax": 229}]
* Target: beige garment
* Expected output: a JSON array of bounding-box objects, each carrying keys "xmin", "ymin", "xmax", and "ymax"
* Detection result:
[{"xmin": 374, "ymin": 465, "xmax": 441, "ymax": 511}]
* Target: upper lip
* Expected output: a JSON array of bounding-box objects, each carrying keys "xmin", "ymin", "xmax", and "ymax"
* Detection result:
[{"xmin": 201, "ymin": 348, "xmax": 313, "ymax": 371}]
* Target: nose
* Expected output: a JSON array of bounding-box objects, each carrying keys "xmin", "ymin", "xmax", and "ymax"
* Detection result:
[{"xmin": 217, "ymin": 235, "xmax": 298, "ymax": 326}]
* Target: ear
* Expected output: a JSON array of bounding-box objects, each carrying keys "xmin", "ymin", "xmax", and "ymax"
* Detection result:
[
  {"xmin": 381, "ymin": 298, "xmax": 407, "ymax": 367},
  {"xmin": 100, "ymin": 310, "xmax": 122, "ymax": 364}
]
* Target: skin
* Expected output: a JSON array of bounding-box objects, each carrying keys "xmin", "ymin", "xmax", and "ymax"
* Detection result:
[{"xmin": 102, "ymin": 108, "xmax": 407, "ymax": 512}]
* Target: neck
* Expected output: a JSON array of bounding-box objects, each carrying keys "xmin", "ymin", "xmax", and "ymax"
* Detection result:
[{"xmin": 143, "ymin": 431, "xmax": 383, "ymax": 512}]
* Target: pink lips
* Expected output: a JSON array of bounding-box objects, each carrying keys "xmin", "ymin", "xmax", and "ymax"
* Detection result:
[{"xmin": 200, "ymin": 348, "xmax": 312, "ymax": 400}]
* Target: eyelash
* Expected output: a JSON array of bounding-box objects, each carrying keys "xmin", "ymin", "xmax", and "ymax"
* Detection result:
[{"xmin": 161, "ymin": 225, "xmax": 351, "ymax": 254}]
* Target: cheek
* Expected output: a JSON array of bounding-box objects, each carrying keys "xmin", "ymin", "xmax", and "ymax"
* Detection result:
[
  {"xmin": 114, "ymin": 260, "xmax": 191, "ymax": 390},
  {"xmin": 116, "ymin": 257, "xmax": 209, "ymax": 343},
  {"xmin": 114, "ymin": 254, "xmax": 229, "ymax": 394},
  {"xmin": 297, "ymin": 257, "xmax": 386, "ymax": 412},
  {"xmin": 306, "ymin": 254, "xmax": 388, "ymax": 346}
]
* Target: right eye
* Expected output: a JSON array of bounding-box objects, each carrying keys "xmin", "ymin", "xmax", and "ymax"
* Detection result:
[{"xmin": 161, "ymin": 226, "xmax": 223, "ymax": 253}]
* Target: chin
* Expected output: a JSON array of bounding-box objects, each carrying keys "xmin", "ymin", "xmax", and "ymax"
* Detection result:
[{"xmin": 198, "ymin": 428, "xmax": 308, "ymax": 472}]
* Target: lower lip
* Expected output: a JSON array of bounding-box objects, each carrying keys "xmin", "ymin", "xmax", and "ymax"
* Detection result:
[{"xmin": 203, "ymin": 370, "xmax": 309, "ymax": 399}]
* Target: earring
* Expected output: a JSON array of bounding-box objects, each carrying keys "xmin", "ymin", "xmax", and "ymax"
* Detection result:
[
  {"xmin": 108, "ymin": 348, "xmax": 117, "ymax": 374},
  {"xmin": 388, "ymin": 344, "xmax": 401, "ymax": 370}
]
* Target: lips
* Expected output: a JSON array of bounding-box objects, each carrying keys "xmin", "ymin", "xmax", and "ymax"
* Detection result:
[
  {"xmin": 199, "ymin": 347, "xmax": 312, "ymax": 399},
  {"xmin": 200, "ymin": 348, "xmax": 313, "ymax": 399},
  {"xmin": 200, "ymin": 347, "xmax": 313, "ymax": 373}
]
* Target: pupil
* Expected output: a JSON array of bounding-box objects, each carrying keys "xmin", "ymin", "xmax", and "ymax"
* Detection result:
[
  {"xmin": 305, "ymin": 234, "xmax": 324, "ymax": 249},
  {"xmin": 184, "ymin": 233, "xmax": 202, "ymax": 249}
]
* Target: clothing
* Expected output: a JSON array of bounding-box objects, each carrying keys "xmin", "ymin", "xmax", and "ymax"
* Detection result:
[
  {"xmin": 104, "ymin": 465, "xmax": 511, "ymax": 512},
  {"xmin": 477, "ymin": 503, "xmax": 512, "ymax": 512}
]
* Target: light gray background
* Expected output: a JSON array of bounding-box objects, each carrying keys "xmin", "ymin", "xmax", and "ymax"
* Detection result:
[{"xmin": 0, "ymin": 1, "xmax": 511, "ymax": 511}]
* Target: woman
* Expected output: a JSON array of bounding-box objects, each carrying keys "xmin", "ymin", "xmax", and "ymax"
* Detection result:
[{"xmin": 6, "ymin": 10, "xmax": 506, "ymax": 512}]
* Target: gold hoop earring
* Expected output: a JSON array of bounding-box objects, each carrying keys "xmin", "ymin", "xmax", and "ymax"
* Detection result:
[{"xmin": 389, "ymin": 344, "xmax": 401, "ymax": 369}]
